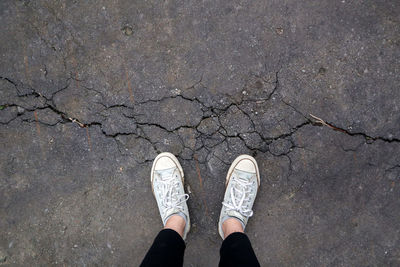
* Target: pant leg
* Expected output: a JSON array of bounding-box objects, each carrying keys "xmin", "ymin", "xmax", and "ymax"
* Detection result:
[
  {"xmin": 140, "ymin": 229, "xmax": 185, "ymax": 267},
  {"xmin": 219, "ymin": 232, "xmax": 260, "ymax": 267}
]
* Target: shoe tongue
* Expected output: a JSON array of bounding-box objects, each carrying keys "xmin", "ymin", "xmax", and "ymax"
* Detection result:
[
  {"xmin": 162, "ymin": 207, "xmax": 181, "ymax": 224},
  {"xmin": 226, "ymin": 210, "xmax": 245, "ymax": 221}
]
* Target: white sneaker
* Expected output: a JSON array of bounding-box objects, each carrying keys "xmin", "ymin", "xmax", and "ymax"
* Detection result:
[
  {"xmin": 218, "ymin": 155, "xmax": 260, "ymax": 239},
  {"xmin": 151, "ymin": 152, "xmax": 190, "ymax": 239}
]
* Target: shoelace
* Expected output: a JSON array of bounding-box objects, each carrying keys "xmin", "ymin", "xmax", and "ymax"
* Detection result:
[
  {"xmin": 156, "ymin": 169, "xmax": 189, "ymax": 215},
  {"xmin": 222, "ymin": 176, "xmax": 254, "ymax": 217}
]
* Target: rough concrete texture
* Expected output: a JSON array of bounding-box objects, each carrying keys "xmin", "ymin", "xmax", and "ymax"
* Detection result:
[{"xmin": 1, "ymin": 0, "xmax": 399, "ymax": 266}]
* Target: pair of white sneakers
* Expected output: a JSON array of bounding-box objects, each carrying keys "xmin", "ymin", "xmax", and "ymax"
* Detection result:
[{"xmin": 151, "ymin": 152, "xmax": 260, "ymax": 240}]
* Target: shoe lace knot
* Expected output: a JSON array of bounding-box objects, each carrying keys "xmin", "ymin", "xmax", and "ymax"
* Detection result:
[
  {"xmin": 155, "ymin": 169, "xmax": 189, "ymax": 214},
  {"xmin": 222, "ymin": 175, "xmax": 255, "ymax": 218}
]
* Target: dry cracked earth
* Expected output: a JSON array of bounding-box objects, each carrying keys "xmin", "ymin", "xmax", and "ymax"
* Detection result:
[{"xmin": 1, "ymin": 0, "xmax": 399, "ymax": 266}]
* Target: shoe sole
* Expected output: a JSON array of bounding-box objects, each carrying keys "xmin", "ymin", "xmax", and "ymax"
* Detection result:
[
  {"xmin": 219, "ymin": 154, "xmax": 260, "ymax": 239},
  {"xmin": 150, "ymin": 152, "xmax": 190, "ymax": 239}
]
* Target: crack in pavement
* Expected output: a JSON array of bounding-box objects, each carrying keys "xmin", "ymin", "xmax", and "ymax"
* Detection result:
[{"xmin": 1, "ymin": 70, "xmax": 399, "ymax": 167}]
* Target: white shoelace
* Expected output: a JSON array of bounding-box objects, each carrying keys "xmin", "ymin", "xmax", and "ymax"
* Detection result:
[
  {"xmin": 222, "ymin": 176, "xmax": 255, "ymax": 217},
  {"xmin": 155, "ymin": 169, "xmax": 189, "ymax": 215}
]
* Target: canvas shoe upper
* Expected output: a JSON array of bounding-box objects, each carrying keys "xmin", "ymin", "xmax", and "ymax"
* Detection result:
[
  {"xmin": 218, "ymin": 155, "xmax": 260, "ymax": 239},
  {"xmin": 151, "ymin": 152, "xmax": 190, "ymax": 239}
]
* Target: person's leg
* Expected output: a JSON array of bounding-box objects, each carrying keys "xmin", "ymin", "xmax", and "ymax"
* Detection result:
[
  {"xmin": 140, "ymin": 215, "xmax": 186, "ymax": 267},
  {"xmin": 219, "ymin": 219, "xmax": 260, "ymax": 267},
  {"xmin": 140, "ymin": 153, "xmax": 191, "ymax": 267},
  {"xmin": 218, "ymin": 155, "xmax": 261, "ymax": 267}
]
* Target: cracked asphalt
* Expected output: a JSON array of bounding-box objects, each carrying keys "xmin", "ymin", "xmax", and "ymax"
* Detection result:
[{"xmin": 1, "ymin": 0, "xmax": 399, "ymax": 266}]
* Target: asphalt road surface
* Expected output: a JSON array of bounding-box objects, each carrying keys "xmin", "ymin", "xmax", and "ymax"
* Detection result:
[{"xmin": 1, "ymin": 0, "xmax": 399, "ymax": 266}]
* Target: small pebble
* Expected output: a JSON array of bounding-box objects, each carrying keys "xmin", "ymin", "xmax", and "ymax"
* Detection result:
[
  {"xmin": 172, "ymin": 88, "xmax": 181, "ymax": 95},
  {"xmin": 275, "ymin": 27, "xmax": 284, "ymax": 35},
  {"xmin": 122, "ymin": 25, "xmax": 133, "ymax": 36}
]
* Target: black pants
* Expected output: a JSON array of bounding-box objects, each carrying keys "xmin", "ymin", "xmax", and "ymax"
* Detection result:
[{"xmin": 140, "ymin": 229, "xmax": 260, "ymax": 267}]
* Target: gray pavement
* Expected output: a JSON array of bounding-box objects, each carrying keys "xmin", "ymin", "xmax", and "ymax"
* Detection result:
[{"xmin": 1, "ymin": 0, "xmax": 399, "ymax": 266}]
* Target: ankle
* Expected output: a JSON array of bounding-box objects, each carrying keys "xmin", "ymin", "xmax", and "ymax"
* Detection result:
[
  {"xmin": 164, "ymin": 214, "xmax": 186, "ymax": 238},
  {"xmin": 222, "ymin": 218, "xmax": 244, "ymax": 239}
]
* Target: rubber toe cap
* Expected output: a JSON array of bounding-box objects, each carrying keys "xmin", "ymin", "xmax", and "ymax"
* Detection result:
[
  {"xmin": 236, "ymin": 158, "xmax": 257, "ymax": 173},
  {"xmin": 154, "ymin": 156, "xmax": 176, "ymax": 170}
]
